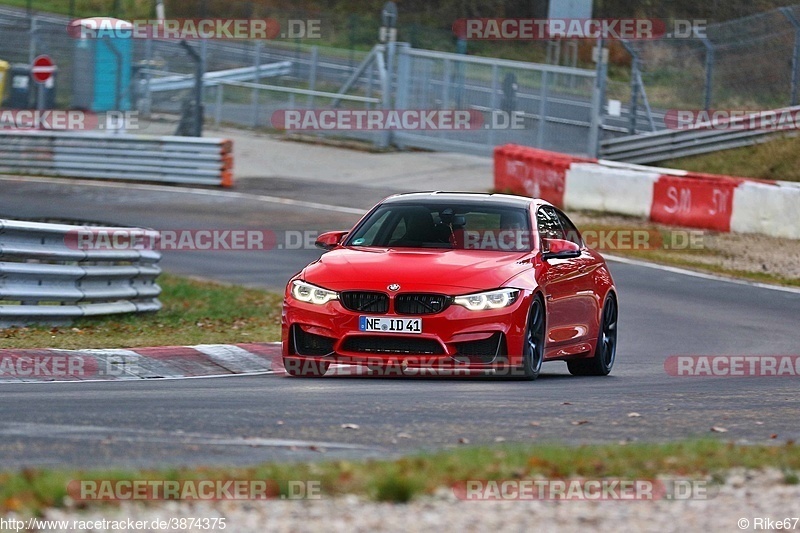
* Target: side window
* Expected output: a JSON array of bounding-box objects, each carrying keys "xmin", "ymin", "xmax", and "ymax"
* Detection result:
[
  {"xmin": 389, "ymin": 217, "xmax": 407, "ymax": 241},
  {"xmin": 555, "ymin": 209, "xmax": 583, "ymax": 247},
  {"xmin": 536, "ymin": 206, "xmax": 565, "ymax": 243}
]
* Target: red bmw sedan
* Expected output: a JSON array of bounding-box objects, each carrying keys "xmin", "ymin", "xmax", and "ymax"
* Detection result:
[{"xmin": 282, "ymin": 192, "xmax": 618, "ymax": 379}]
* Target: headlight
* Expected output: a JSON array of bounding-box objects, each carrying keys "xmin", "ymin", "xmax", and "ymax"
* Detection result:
[
  {"xmin": 453, "ymin": 288, "xmax": 520, "ymax": 311},
  {"xmin": 291, "ymin": 280, "xmax": 338, "ymax": 305}
]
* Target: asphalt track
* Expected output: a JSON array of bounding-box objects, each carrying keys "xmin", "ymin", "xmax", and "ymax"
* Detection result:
[{"xmin": 0, "ymin": 176, "xmax": 799, "ymax": 469}]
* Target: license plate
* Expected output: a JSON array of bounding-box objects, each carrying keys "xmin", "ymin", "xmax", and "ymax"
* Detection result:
[{"xmin": 359, "ymin": 316, "xmax": 422, "ymax": 334}]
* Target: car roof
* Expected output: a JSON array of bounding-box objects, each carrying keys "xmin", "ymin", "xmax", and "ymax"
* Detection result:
[{"xmin": 382, "ymin": 191, "xmax": 551, "ymax": 209}]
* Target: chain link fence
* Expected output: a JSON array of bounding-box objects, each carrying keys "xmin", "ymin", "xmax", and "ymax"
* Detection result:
[
  {"xmin": 628, "ymin": 5, "xmax": 800, "ymax": 112},
  {"xmin": 4, "ymin": 3, "xmax": 800, "ymax": 156},
  {"xmin": 0, "ymin": 5, "xmax": 599, "ymax": 156}
]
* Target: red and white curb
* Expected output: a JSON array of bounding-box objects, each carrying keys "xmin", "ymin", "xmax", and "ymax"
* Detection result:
[
  {"xmin": 0, "ymin": 342, "xmax": 283, "ymax": 383},
  {"xmin": 495, "ymin": 145, "xmax": 800, "ymax": 239}
]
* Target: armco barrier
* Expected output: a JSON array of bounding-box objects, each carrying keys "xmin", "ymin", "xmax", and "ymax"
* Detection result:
[
  {"xmin": 0, "ymin": 131, "xmax": 234, "ymax": 187},
  {"xmin": 599, "ymin": 105, "xmax": 800, "ymax": 164},
  {"xmin": 494, "ymin": 144, "xmax": 799, "ymax": 240},
  {"xmin": 0, "ymin": 219, "xmax": 162, "ymax": 328}
]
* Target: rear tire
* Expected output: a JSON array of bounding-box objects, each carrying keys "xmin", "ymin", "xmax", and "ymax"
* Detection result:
[{"xmin": 567, "ymin": 293, "xmax": 617, "ymax": 376}]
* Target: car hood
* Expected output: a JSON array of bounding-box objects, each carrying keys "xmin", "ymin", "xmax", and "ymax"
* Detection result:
[{"xmin": 302, "ymin": 247, "xmax": 532, "ymax": 293}]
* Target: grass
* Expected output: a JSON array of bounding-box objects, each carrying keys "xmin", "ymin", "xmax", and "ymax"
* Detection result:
[
  {"xmin": 617, "ymin": 253, "xmax": 800, "ymax": 288},
  {"xmin": 576, "ymin": 219, "xmax": 800, "ymax": 289},
  {"xmin": 659, "ymin": 134, "xmax": 800, "ymax": 182},
  {"xmin": 1, "ymin": 440, "xmax": 798, "ymax": 514},
  {"xmin": 0, "ymin": 274, "xmax": 283, "ymax": 349}
]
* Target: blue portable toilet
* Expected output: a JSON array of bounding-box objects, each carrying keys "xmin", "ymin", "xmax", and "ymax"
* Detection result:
[{"xmin": 69, "ymin": 17, "xmax": 132, "ymax": 111}]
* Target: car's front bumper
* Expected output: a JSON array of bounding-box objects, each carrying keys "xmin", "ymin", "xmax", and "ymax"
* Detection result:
[{"xmin": 281, "ymin": 290, "xmax": 532, "ymax": 374}]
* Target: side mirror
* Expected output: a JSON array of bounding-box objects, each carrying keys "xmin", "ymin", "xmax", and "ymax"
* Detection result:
[
  {"xmin": 315, "ymin": 230, "xmax": 348, "ymax": 251},
  {"xmin": 541, "ymin": 238, "xmax": 581, "ymax": 261}
]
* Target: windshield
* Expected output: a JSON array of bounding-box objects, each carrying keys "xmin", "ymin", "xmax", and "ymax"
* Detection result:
[{"xmin": 345, "ymin": 202, "xmax": 532, "ymax": 251}]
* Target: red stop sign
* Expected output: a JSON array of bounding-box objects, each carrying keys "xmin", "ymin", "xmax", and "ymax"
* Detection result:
[{"xmin": 32, "ymin": 55, "xmax": 56, "ymax": 84}]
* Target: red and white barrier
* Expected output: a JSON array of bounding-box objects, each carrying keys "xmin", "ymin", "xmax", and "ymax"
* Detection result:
[{"xmin": 494, "ymin": 144, "xmax": 799, "ymax": 239}]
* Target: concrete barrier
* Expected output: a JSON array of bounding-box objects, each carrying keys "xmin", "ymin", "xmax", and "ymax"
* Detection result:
[
  {"xmin": 731, "ymin": 181, "xmax": 800, "ymax": 239},
  {"xmin": 565, "ymin": 163, "xmax": 659, "ymax": 218}
]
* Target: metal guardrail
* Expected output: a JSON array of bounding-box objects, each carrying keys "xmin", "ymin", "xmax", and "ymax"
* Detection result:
[
  {"xmin": 146, "ymin": 62, "xmax": 293, "ymax": 93},
  {"xmin": 0, "ymin": 219, "xmax": 162, "ymax": 328},
  {"xmin": 0, "ymin": 131, "xmax": 234, "ymax": 187},
  {"xmin": 599, "ymin": 106, "xmax": 800, "ymax": 163}
]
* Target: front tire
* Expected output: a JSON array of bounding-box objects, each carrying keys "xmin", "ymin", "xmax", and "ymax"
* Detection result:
[
  {"xmin": 519, "ymin": 295, "xmax": 546, "ymax": 380},
  {"xmin": 567, "ymin": 293, "xmax": 617, "ymax": 376}
]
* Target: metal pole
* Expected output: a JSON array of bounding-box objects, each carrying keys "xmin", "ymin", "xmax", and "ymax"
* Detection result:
[
  {"xmin": 636, "ymin": 69, "xmax": 657, "ymax": 132},
  {"xmin": 251, "ymin": 39, "xmax": 261, "ymax": 127},
  {"xmin": 200, "ymin": 39, "xmax": 208, "ymax": 96},
  {"xmin": 629, "ymin": 58, "xmax": 639, "ymax": 134},
  {"xmin": 366, "ymin": 59, "xmax": 374, "ymax": 108},
  {"xmin": 567, "ymin": 41, "xmax": 578, "ymax": 88},
  {"xmin": 28, "ymin": 16, "xmax": 36, "ymax": 65},
  {"xmin": 214, "ymin": 84, "xmax": 223, "ymax": 128},
  {"xmin": 617, "ymin": 40, "xmax": 639, "ymax": 134},
  {"xmin": 488, "ymin": 64, "xmax": 498, "ymax": 147},
  {"xmin": 308, "ymin": 45, "xmax": 318, "ymax": 109},
  {"xmin": 588, "ymin": 37, "xmax": 606, "ymax": 157},
  {"xmin": 537, "ymin": 69, "xmax": 549, "ymax": 148},
  {"xmin": 781, "ymin": 7, "xmax": 800, "ymax": 106},
  {"xmin": 376, "ymin": 51, "xmax": 390, "ymax": 149},
  {"xmin": 442, "ymin": 58, "xmax": 451, "ymax": 108},
  {"xmin": 394, "ymin": 42, "xmax": 411, "ymax": 110},
  {"xmin": 180, "ymin": 41, "xmax": 204, "ymax": 137},
  {"xmin": 701, "ymin": 36, "xmax": 714, "ymax": 111},
  {"xmin": 36, "ymin": 83, "xmax": 44, "ymax": 111},
  {"xmin": 143, "ymin": 38, "xmax": 152, "ymax": 116},
  {"xmin": 386, "ymin": 39, "xmax": 396, "ymax": 110}
]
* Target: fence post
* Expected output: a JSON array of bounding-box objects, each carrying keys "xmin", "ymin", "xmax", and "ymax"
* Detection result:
[
  {"xmin": 394, "ymin": 43, "xmax": 411, "ymax": 110},
  {"xmin": 629, "ymin": 57, "xmax": 639, "ymax": 135},
  {"xmin": 442, "ymin": 58, "xmax": 451, "ymax": 108},
  {"xmin": 781, "ymin": 7, "xmax": 800, "ymax": 106},
  {"xmin": 700, "ymin": 36, "xmax": 714, "ymax": 111},
  {"xmin": 214, "ymin": 84, "xmax": 223, "ymax": 128},
  {"xmin": 376, "ymin": 51, "xmax": 390, "ymax": 149},
  {"xmin": 488, "ymin": 64, "xmax": 498, "ymax": 147},
  {"xmin": 251, "ymin": 39, "xmax": 262, "ymax": 127},
  {"xmin": 537, "ymin": 68, "xmax": 549, "ymax": 149},
  {"xmin": 308, "ymin": 45, "xmax": 318, "ymax": 109},
  {"xmin": 363, "ymin": 59, "xmax": 373, "ymax": 108},
  {"xmin": 588, "ymin": 37, "xmax": 606, "ymax": 158},
  {"xmin": 142, "ymin": 37, "xmax": 153, "ymax": 116}
]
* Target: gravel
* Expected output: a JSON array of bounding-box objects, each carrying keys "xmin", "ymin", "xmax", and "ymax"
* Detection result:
[
  {"xmin": 568, "ymin": 211, "xmax": 800, "ymax": 281},
  {"xmin": 24, "ymin": 469, "xmax": 800, "ymax": 532}
]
